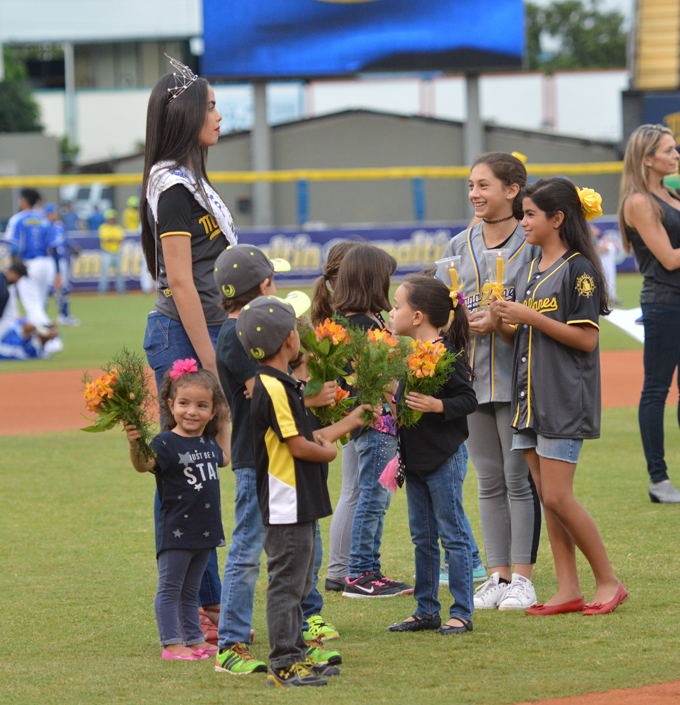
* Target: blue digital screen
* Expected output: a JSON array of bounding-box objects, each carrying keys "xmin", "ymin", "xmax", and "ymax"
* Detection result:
[{"xmin": 202, "ymin": 0, "xmax": 524, "ymax": 80}]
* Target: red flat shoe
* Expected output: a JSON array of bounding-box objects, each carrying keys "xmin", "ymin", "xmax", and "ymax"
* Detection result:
[
  {"xmin": 525, "ymin": 596, "xmax": 585, "ymax": 616},
  {"xmin": 583, "ymin": 583, "xmax": 628, "ymax": 616}
]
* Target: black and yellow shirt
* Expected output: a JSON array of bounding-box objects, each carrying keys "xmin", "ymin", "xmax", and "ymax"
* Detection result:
[
  {"xmin": 511, "ymin": 250, "xmax": 601, "ymax": 440},
  {"xmin": 146, "ymin": 184, "xmax": 228, "ymax": 327},
  {"xmin": 250, "ymin": 365, "xmax": 332, "ymax": 526}
]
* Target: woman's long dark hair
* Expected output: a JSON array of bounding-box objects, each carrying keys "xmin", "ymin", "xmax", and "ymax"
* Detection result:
[
  {"xmin": 140, "ymin": 73, "xmax": 212, "ymax": 276},
  {"xmin": 402, "ymin": 272, "xmax": 471, "ymax": 368},
  {"xmin": 525, "ymin": 177, "xmax": 610, "ymax": 316}
]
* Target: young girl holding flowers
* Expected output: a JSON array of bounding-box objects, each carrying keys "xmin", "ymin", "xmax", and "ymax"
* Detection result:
[
  {"xmin": 324, "ymin": 243, "xmax": 412, "ymax": 597},
  {"xmin": 490, "ymin": 178, "xmax": 627, "ymax": 616},
  {"xmin": 387, "ymin": 274, "xmax": 478, "ymax": 634},
  {"xmin": 443, "ymin": 152, "xmax": 542, "ymax": 611},
  {"xmin": 125, "ymin": 360, "xmax": 231, "ymax": 658}
]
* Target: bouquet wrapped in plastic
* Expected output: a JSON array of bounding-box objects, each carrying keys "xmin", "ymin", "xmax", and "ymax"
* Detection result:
[
  {"xmin": 299, "ymin": 317, "xmax": 354, "ymax": 427},
  {"xmin": 82, "ymin": 347, "xmax": 156, "ymax": 462},
  {"xmin": 398, "ymin": 339, "xmax": 459, "ymax": 428},
  {"xmin": 348, "ymin": 328, "xmax": 409, "ymax": 423}
]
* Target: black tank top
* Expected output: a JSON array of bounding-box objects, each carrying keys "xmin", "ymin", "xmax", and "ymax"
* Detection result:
[{"xmin": 625, "ymin": 193, "xmax": 680, "ymax": 305}]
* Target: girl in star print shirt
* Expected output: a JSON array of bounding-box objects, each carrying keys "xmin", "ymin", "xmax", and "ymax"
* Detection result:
[
  {"xmin": 125, "ymin": 361, "xmax": 230, "ymax": 660},
  {"xmin": 490, "ymin": 178, "xmax": 628, "ymax": 617}
]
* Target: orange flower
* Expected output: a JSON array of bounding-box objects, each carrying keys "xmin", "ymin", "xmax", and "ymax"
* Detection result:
[
  {"xmin": 406, "ymin": 339, "xmax": 446, "ymax": 379},
  {"xmin": 367, "ymin": 328, "xmax": 398, "ymax": 347},
  {"xmin": 315, "ymin": 318, "xmax": 348, "ymax": 345},
  {"xmin": 84, "ymin": 372, "xmax": 118, "ymax": 411},
  {"xmin": 331, "ymin": 387, "xmax": 350, "ymax": 406}
]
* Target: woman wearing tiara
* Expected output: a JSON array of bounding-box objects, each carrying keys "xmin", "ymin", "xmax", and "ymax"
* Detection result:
[{"xmin": 140, "ymin": 56, "xmax": 237, "ymax": 634}]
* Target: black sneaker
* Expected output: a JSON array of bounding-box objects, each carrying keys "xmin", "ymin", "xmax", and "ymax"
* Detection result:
[
  {"xmin": 374, "ymin": 571, "xmax": 414, "ymax": 595},
  {"xmin": 324, "ymin": 576, "xmax": 345, "ymax": 592},
  {"xmin": 265, "ymin": 662, "xmax": 327, "ymax": 687},
  {"xmin": 342, "ymin": 572, "xmax": 401, "ymax": 598}
]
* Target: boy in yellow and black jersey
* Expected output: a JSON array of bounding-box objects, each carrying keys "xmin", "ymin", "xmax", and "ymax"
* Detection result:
[{"xmin": 237, "ymin": 296, "xmax": 371, "ymax": 688}]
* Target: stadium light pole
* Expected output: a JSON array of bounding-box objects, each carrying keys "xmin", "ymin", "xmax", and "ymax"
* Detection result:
[
  {"xmin": 464, "ymin": 73, "xmax": 483, "ymax": 217},
  {"xmin": 252, "ymin": 80, "xmax": 273, "ymax": 227}
]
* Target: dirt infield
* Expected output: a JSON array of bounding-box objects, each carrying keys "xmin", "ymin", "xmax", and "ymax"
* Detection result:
[
  {"xmin": 0, "ymin": 350, "xmax": 676, "ymax": 437},
  {"xmin": 516, "ymin": 680, "xmax": 680, "ymax": 705}
]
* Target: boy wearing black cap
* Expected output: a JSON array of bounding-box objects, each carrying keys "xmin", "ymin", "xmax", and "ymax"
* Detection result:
[
  {"xmin": 238, "ymin": 296, "xmax": 371, "ymax": 687},
  {"xmin": 212, "ymin": 245, "xmax": 337, "ymax": 676}
]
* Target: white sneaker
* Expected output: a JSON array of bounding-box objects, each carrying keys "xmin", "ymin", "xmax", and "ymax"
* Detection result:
[
  {"xmin": 473, "ymin": 572, "xmax": 509, "ymax": 610},
  {"xmin": 498, "ymin": 573, "xmax": 537, "ymax": 611}
]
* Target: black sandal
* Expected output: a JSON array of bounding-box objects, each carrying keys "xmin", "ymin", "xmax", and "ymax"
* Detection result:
[
  {"xmin": 437, "ymin": 618, "xmax": 473, "ymax": 635},
  {"xmin": 387, "ymin": 614, "xmax": 441, "ymax": 632}
]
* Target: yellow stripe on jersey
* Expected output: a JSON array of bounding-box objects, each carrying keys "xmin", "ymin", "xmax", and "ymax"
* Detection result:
[
  {"xmin": 526, "ymin": 326, "xmax": 533, "ymax": 427},
  {"xmin": 159, "ymin": 230, "xmax": 192, "ymax": 238},
  {"xmin": 567, "ymin": 319, "xmax": 600, "ymax": 330},
  {"xmin": 513, "ymin": 402, "xmax": 521, "ymax": 427},
  {"xmin": 466, "ymin": 227, "xmax": 479, "ymax": 372},
  {"xmin": 264, "ymin": 426, "xmax": 297, "ymax": 489},
  {"xmin": 260, "ymin": 375, "xmax": 299, "ymax": 439},
  {"xmin": 490, "ymin": 331, "xmax": 496, "ymax": 401},
  {"xmin": 508, "ymin": 239, "xmax": 527, "ymax": 262}
]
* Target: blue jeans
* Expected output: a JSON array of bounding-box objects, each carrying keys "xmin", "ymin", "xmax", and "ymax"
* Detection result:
[
  {"xmin": 639, "ymin": 302, "xmax": 680, "ymax": 483},
  {"xmin": 217, "ymin": 468, "xmax": 324, "ymax": 647},
  {"xmin": 302, "ymin": 522, "xmax": 324, "ymax": 629},
  {"xmin": 144, "ymin": 310, "xmax": 223, "ymax": 606},
  {"xmin": 443, "ymin": 446, "xmax": 482, "ymax": 569},
  {"xmin": 217, "ymin": 467, "xmax": 265, "ymax": 647},
  {"xmin": 406, "ymin": 447, "xmax": 474, "ymax": 622},
  {"xmin": 348, "ymin": 429, "xmax": 396, "ymax": 578}
]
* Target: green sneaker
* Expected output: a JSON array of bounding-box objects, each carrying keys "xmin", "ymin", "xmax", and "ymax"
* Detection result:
[
  {"xmin": 305, "ymin": 637, "xmax": 342, "ymax": 666},
  {"xmin": 473, "ymin": 565, "xmax": 488, "ymax": 583},
  {"xmin": 215, "ymin": 642, "xmax": 267, "ymax": 675},
  {"xmin": 266, "ymin": 661, "xmax": 327, "ymax": 687},
  {"xmin": 303, "ymin": 614, "xmax": 340, "ymax": 641}
]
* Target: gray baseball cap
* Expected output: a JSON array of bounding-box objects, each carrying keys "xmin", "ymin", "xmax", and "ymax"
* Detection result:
[
  {"xmin": 214, "ymin": 244, "xmax": 291, "ymax": 299},
  {"xmin": 236, "ymin": 296, "xmax": 297, "ymax": 360}
]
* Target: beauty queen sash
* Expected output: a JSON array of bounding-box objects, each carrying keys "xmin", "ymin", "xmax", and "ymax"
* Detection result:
[{"xmin": 146, "ymin": 160, "xmax": 237, "ymax": 246}]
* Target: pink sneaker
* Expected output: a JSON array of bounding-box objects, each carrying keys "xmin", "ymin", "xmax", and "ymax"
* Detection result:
[{"xmin": 193, "ymin": 645, "xmax": 218, "ymax": 657}]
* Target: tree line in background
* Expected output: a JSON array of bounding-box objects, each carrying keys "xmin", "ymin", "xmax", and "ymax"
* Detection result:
[{"xmin": 0, "ymin": 0, "xmax": 628, "ymax": 134}]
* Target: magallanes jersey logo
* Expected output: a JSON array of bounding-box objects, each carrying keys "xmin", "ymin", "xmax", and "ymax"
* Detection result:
[
  {"xmin": 524, "ymin": 296, "xmax": 558, "ymax": 314},
  {"xmin": 575, "ymin": 273, "xmax": 596, "ymax": 298}
]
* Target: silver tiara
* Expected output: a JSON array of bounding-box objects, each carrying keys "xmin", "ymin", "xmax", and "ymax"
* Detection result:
[{"xmin": 165, "ymin": 54, "xmax": 198, "ymax": 102}]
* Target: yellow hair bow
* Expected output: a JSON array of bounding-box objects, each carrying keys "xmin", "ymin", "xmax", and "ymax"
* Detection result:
[
  {"xmin": 449, "ymin": 288, "xmax": 465, "ymax": 309},
  {"xmin": 576, "ymin": 186, "xmax": 603, "ymax": 221},
  {"xmin": 511, "ymin": 151, "xmax": 528, "ymax": 164}
]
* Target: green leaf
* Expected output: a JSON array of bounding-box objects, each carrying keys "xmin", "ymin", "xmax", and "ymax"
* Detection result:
[
  {"xmin": 318, "ymin": 338, "xmax": 331, "ymax": 356},
  {"xmin": 304, "ymin": 378, "xmax": 324, "ymax": 397}
]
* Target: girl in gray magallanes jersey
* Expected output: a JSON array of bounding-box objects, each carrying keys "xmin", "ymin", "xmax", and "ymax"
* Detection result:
[{"xmin": 442, "ymin": 152, "xmax": 542, "ymax": 611}]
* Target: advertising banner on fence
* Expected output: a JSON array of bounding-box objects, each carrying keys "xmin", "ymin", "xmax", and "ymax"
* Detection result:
[{"xmin": 0, "ymin": 218, "xmax": 634, "ymax": 293}]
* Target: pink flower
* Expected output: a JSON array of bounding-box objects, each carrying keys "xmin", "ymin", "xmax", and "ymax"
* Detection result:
[{"xmin": 169, "ymin": 358, "xmax": 198, "ymax": 380}]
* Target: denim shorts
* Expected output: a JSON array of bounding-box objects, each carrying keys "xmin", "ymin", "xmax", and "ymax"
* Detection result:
[{"xmin": 511, "ymin": 429, "xmax": 582, "ymax": 464}]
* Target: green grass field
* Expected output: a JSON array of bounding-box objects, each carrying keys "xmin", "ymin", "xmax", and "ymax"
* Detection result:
[
  {"xmin": 3, "ymin": 272, "xmax": 679, "ymax": 704},
  {"xmin": 2, "ymin": 409, "xmax": 680, "ymax": 704}
]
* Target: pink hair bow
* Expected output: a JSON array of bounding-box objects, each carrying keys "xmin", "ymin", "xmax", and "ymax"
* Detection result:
[{"xmin": 169, "ymin": 358, "xmax": 198, "ymax": 380}]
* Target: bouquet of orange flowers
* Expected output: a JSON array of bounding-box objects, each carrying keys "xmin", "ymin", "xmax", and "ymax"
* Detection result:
[
  {"xmin": 299, "ymin": 317, "xmax": 354, "ymax": 427},
  {"xmin": 348, "ymin": 327, "xmax": 409, "ymax": 423},
  {"xmin": 82, "ymin": 347, "xmax": 156, "ymax": 462},
  {"xmin": 398, "ymin": 339, "xmax": 459, "ymax": 428}
]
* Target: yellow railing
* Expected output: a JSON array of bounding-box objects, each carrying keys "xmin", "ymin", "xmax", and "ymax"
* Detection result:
[{"xmin": 0, "ymin": 162, "xmax": 624, "ymax": 189}]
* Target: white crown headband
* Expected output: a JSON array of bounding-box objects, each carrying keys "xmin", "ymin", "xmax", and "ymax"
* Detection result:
[{"xmin": 165, "ymin": 54, "xmax": 199, "ymax": 103}]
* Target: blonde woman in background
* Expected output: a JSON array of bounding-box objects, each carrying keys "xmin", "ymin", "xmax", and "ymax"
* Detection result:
[{"xmin": 620, "ymin": 124, "xmax": 680, "ymax": 504}]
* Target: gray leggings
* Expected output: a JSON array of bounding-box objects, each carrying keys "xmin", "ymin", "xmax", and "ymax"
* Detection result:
[
  {"xmin": 327, "ymin": 439, "xmax": 359, "ymax": 579},
  {"xmin": 466, "ymin": 402, "xmax": 541, "ymax": 568},
  {"xmin": 155, "ymin": 548, "xmax": 211, "ymax": 647}
]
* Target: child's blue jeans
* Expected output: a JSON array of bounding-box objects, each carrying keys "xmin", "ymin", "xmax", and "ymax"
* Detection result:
[{"xmin": 405, "ymin": 446, "xmax": 474, "ymax": 622}]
